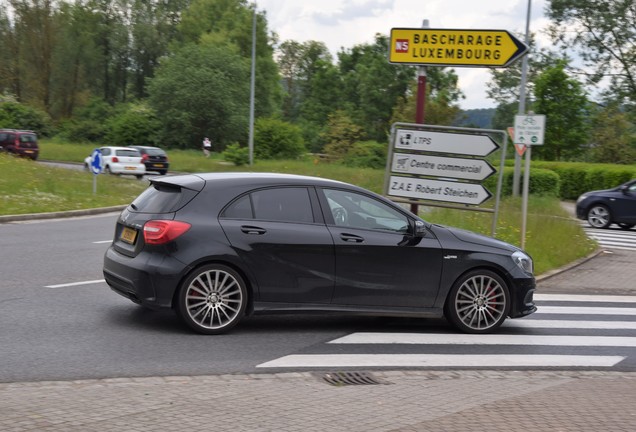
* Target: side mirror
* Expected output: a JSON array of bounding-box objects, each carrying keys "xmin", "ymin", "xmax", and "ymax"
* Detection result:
[
  {"xmin": 414, "ymin": 220, "xmax": 427, "ymax": 237},
  {"xmin": 620, "ymin": 185, "xmax": 630, "ymax": 195}
]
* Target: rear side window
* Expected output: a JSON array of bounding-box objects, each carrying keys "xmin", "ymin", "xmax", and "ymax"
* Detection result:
[
  {"xmin": 222, "ymin": 187, "xmax": 314, "ymax": 223},
  {"xmin": 130, "ymin": 183, "xmax": 198, "ymax": 214}
]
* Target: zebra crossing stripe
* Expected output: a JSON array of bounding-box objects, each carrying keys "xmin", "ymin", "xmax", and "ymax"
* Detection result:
[
  {"xmin": 537, "ymin": 306, "xmax": 636, "ymax": 315},
  {"xmin": 256, "ymin": 354, "xmax": 624, "ymax": 368},
  {"xmin": 327, "ymin": 333, "xmax": 636, "ymax": 347},
  {"xmin": 504, "ymin": 319, "xmax": 636, "ymax": 330},
  {"xmin": 534, "ymin": 294, "xmax": 636, "ymax": 303}
]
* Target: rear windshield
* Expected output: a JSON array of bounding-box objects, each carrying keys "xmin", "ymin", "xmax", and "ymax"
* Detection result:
[
  {"xmin": 19, "ymin": 134, "xmax": 37, "ymax": 143},
  {"xmin": 116, "ymin": 149, "xmax": 140, "ymax": 157},
  {"xmin": 144, "ymin": 148, "xmax": 166, "ymax": 156},
  {"xmin": 129, "ymin": 183, "xmax": 198, "ymax": 213}
]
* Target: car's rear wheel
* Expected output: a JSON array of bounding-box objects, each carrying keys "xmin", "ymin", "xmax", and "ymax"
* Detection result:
[
  {"xmin": 445, "ymin": 270, "xmax": 510, "ymax": 334},
  {"xmin": 587, "ymin": 205, "xmax": 611, "ymax": 228},
  {"xmin": 176, "ymin": 264, "xmax": 247, "ymax": 335},
  {"xmin": 618, "ymin": 223, "xmax": 634, "ymax": 230},
  {"xmin": 104, "ymin": 165, "xmax": 111, "ymax": 175}
]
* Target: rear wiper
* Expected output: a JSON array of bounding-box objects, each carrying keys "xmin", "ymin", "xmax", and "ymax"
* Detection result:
[{"xmin": 129, "ymin": 203, "xmax": 138, "ymax": 211}]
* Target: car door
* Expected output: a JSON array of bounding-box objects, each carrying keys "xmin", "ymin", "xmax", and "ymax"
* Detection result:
[
  {"xmin": 319, "ymin": 188, "xmax": 443, "ymax": 308},
  {"xmin": 219, "ymin": 186, "xmax": 336, "ymax": 304},
  {"xmin": 613, "ymin": 181, "xmax": 636, "ymax": 223}
]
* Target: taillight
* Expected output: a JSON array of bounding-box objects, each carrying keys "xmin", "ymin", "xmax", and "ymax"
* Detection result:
[
  {"xmin": 112, "ymin": 156, "xmax": 119, "ymax": 162},
  {"xmin": 14, "ymin": 138, "xmax": 20, "ymax": 148},
  {"xmin": 143, "ymin": 220, "xmax": 191, "ymax": 245},
  {"xmin": 141, "ymin": 154, "xmax": 149, "ymax": 162}
]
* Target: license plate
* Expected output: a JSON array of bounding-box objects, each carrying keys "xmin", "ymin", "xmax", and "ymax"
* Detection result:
[
  {"xmin": 125, "ymin": 166, "xmax": 136, "ymax": 170},
  {"xmin": 120, "ymin": 226, "xmax": 138, "ymax": 244},
  {"xmin": 153, "ymin": 163, "xmax": 163, "ymax": 167}
]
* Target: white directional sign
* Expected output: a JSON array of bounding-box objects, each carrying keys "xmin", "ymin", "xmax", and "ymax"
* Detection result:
[
  {"xmin": 392, "ymin": 153, "xmax": 495, "ymax": 181},
  {"xmin": 514, "ymin": 114, "xmax": 546, "ymax": 146},
  {"xmin": 395, "ymin": 129, "xmax": 499, "ymax": 156},
  {"xmin": 388, "ymin": 175, "xmax": 492, "ymax": 205}
]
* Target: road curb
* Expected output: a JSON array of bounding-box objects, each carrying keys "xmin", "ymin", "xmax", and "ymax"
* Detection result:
[
  {"xmin": 0, "ymin": 205, "xmax": 127, "ymax": 223},
  {"xmin": 535, "ymin": 247, "xmax": 605, "ymax": 283}
]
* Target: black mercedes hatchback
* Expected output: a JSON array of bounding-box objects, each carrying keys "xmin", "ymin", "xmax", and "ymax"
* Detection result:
[{"xmin": 104, "ymin": 173, "xmax": 536, "ymax": 335}]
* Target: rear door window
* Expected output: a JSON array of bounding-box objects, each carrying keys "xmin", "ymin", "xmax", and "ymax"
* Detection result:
[{"xmin": 222, "ymin": 187, "xmax": 314, "ymax": 223}]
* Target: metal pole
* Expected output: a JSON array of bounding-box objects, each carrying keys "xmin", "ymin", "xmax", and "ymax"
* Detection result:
[
  {"xmin": 248, "ymin": 4, "xmax": 256, "ymax": 166},
  {"xmin": 521, "ymin": 146, "xmax": 531, "ymax": 249},
  {"xmin": 513, "ymin": 0, "xmax": 532, "ymax": 196},
  {"xmin": 410, "ymin": 19, "xmax": 429, "ymax": 216}
]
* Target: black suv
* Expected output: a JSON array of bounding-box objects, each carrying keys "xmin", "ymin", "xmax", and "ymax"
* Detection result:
[
  {"xmin": 128, "ymin": 145, "xmax": 169, "ymax": 175},
  {"xmin": 0, "ymin": 129, "xmax": 40, "ymax": 160}
]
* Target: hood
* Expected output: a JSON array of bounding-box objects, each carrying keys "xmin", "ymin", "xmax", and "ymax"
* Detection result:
[{"xmin": 432, "ymin": 224, "xmax": 519, "ymax": 253}]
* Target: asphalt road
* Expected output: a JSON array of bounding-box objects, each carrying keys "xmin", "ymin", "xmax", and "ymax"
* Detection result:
[{"xmin": 2, "ymin": 213, "xmax": 636, "ymax": 383}]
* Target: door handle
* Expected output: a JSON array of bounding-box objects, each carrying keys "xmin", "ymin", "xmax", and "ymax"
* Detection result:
[
  {"xmin": 241, "ymin": 226, "xmax": 266, "ymax": 235},
  {"xmin": 340, "ymin": 233, "xmax": 364, "ymax": 243}
]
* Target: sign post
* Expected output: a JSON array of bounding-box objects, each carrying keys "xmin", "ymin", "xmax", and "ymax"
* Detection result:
[
  {"xmin": 514, "ymin": 114, "xmax": 546, "ymax": 249},
  {"xmin": 89, "ymin": 148, "xmax": 103, "ymax": 195}
]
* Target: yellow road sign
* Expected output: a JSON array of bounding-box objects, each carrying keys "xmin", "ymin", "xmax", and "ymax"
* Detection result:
[{"xmin": 389, "ymin": 28, "xmax": 528, "ymax": 67}]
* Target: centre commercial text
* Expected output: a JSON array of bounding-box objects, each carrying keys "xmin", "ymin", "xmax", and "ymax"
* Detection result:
[
  {"xmin": 408, "ymin": 33, "xmax": 504, "ymax": 61},
  {"xmin": 391, "ymin": 181, "xmax": 480, "ymax": 199},
  {"xmin": 408, "ymin": 159, "xmax": 484, "ymax": 174}
]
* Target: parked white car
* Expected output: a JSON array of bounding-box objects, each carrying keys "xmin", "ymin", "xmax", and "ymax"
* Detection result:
[{"xmin": 84, "ymin": 146, "xmax": 146, "ymax": 179}]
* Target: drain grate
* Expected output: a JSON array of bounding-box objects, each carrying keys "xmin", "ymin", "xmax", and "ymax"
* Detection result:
[{"xmin": 318, "ymin": 371, "xmax": 391, "ymax": 386}]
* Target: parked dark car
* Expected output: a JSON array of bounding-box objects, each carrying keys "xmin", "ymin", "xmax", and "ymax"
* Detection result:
[
  {"xmin": 128, "ymin": 145, "xmax": 169, "ymax": 175},
  {"xmin": 103, "ymin": 173, "xmax": 536, "ymax": 335},
  {"xmin": 0, "ymin": 129, "xmax": 39, "ymax": 160},
  {"xmin": 576, "ymin": 179, "xmax": 636, "ymax": 230}
]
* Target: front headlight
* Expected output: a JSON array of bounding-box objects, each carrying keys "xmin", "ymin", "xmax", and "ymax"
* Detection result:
[
  {"xmin": 512, "ymin": 251, "xmax": 533, "ymax": 275},
  {"xmin": 576, "ymin": 194, "xmax": 588, "ymax": 204}
]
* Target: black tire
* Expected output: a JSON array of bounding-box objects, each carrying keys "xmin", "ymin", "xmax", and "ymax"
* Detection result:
[
  {"xmin": 445, "ymin": 269, "xmax": 510, "ymax": 334},
  {"xmin": 104, "ymin": 165, "xmax": 111, "ymax": 175},
  {"xmin": 587, "ymin": 204, "xmax": 611, "ymax": 229},
  {"xmin": 618, "ymin": 223, "xmax": 634, "ymax": 230},
  {"xmin": 135, "ymin": 174, "xmax": 143, "ymax": 180},
  {"xmin": 176, "ymin": 264, "xmax": 247, "ymax": 335}
]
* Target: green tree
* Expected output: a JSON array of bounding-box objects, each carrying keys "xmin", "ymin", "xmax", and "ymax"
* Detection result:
[
  {"xmin": 178, "ymin": 0, "xmax": 281, "ymax": 118},
  {"xmin": 147, "ymin": 40, "xmax": 249, "ymax": 149},
  {"xmin": 322, "ymin": 111, "xmax": 364, "ymax": 160},
  {"xmin": 533, "ymin": 61, "xmax": 590, "ymax": 160},
  {"xmin": 337, "ymin": 34, "xmax": 414, "ymax": 142},
  {"xmin": 546, "ymin": 0, "xmax": 636, "ymax": 103},
  {"xmin": 590, "ymin": 103, "xmax": 636, "ymax": 164},
  {"xmin": 390, "ymin": 67, "xmax": 464, "ymax": 126},
  {"xmin": 104, "ymin": 102, "xmax": 160, "ymax": 147}
]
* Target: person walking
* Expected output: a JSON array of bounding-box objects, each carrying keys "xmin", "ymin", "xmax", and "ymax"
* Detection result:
[{"xmin": 202, "ymin": 137, "xmax": 212, "ymax": 158}]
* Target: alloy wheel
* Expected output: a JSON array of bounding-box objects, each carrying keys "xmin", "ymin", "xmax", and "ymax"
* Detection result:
[{"xmin": 587, "ymin": 205, "xmax": 611, "ymax": 229}]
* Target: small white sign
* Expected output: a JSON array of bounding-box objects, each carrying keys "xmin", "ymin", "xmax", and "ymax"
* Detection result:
[
  {"xmin": 388, "ymin": 175, "xmax": 492, "ymax": 205},
  {"xmin": 514, "ymin": 115, "xmax": 546, "ymax": 146}
]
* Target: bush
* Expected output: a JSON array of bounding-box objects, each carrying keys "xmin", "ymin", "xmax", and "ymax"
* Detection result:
[
  {"xmin": 0, "ymin": 99, "xmax": 53, "ymax": 136},
  {"xmin": 485, "ymin": 167, "xmax": 561, "ymax": 197},
  {"xmin": 254, "ymin": 117, "xmax": 306, "ymax": 159},
  {"xmin": 223, "ymin": 143, "xmax": 250, "ymax": 166},
  {"xmin": 343, "ymin": 141, "xmax": 388, "ymax": 169},
  {"xmin": 104, "ymin": 103, "xmax": 160, "ymax": 146},
  {"xmin": 55, "ymin": 98, "xmax": 114, "ymax": 143}
]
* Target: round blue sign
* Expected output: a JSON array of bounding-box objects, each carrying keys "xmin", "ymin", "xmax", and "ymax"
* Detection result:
[{"xmin": 90, "ymin": 149, "xmax": 103, "ymax": 175}]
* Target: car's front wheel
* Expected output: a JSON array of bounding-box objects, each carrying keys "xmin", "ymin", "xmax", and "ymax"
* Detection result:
[
  {"xmin": 587, "ymin": 204, "xmax": 611, "ymax": 228},
  {"xmin": 176, "ymin": 264, "xmax": 247, "ymax": 335},
  {"xmin": 445, "ymin": 270, "xmax": 510, "ymax": 334}
]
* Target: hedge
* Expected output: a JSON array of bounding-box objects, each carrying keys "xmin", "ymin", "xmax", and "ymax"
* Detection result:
[
  {"xmin": 485, "ymin": 167, "xmax": 561, "ymax": 197},
  {"xmin": 504, "ymin": 161, "xmax": 636, "ymax": 200}
]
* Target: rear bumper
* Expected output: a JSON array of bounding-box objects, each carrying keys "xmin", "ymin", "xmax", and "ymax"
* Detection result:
[
  {"xmin": 108, "ymin": 163, "xmax": 146, "ymax": 175},
  {"xmin": 103, "ymin": 246, "xmax": 189, "ymax": 308}
]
